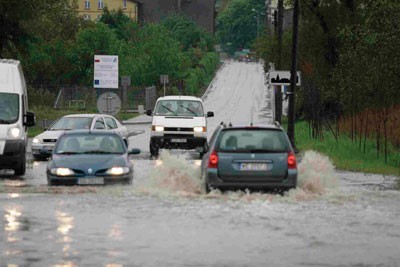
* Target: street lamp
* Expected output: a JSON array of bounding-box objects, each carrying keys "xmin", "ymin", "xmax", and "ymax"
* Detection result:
[{"xmin": 252, "ymin": 8, "xmax": 262, "ymax": 39}]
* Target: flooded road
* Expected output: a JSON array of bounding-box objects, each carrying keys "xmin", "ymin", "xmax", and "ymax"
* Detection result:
[{"xmin": 1, "ymin": 62, "xmax": 400, "ymax": 266}]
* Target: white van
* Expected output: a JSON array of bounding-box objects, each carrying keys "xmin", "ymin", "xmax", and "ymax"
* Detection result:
[
  {"xmin": 0, "ymin": 59, "xmax": 35, "ymax": 175},
  {"xmin": 146, "ymin": 95, "xmax": 214, "ymax": 157}
]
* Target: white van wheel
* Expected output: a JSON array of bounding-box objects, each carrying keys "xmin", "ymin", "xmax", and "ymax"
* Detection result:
[{"xmin": 14, "ymin": 155, "xmax": 26, "ymax": 176}]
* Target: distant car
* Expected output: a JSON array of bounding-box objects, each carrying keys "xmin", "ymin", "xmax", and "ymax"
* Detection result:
[
  {"xmin": 32, "ymin": 114, "xmax": 129, "ymax": 160},
  {"xmin": 201, "ymin": 122, "xmax": 298, "ymax": 192},
  {"xmin": 47, "ymin": 130, "xmax": 140, "ymax": 186}
]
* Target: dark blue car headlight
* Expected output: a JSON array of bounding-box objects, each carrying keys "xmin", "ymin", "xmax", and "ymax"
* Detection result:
[
  {"xmin": 51, "ymin": 167, "xmax": 75, "ymax": 176},
  {"xmin": 105, "ymin": 167, "xmax": 130, "ymax": 176}
]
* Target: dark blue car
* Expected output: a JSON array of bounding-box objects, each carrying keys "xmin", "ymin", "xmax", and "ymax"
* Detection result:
[{"xmin": 47, "ymin": 130, "xmax": 140, "ymax": 186}]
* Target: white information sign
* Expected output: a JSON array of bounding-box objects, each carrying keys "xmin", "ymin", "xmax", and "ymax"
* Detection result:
[
  {"xmin": 94, "ymin": 55, "xmax": 119, "ymax": 89},
  {"xmin": 269, "ymin": 71, "xmax": 301, "ymax": 86}
]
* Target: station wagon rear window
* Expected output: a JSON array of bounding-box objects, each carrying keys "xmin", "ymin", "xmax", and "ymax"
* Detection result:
[{"xmin": 216, "ymin": 128, "xmax": 290, "ymax": 152}]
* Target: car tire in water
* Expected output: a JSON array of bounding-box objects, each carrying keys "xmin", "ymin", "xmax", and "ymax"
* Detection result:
[
  {"xmin": 150, "ymin": 142, "xmax": 159, "ymax": 157},
  {"xmin": 14, "ymin": 154, "xmax": 26, "ymax": 176}
]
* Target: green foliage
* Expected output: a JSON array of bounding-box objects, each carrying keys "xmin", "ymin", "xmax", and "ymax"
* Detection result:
[
  {"xmin": 216, "ymin": 0, "xmax": 265, "ymax": 54},
  {"xmin": 123, "ymin": 23, "xmax": 184, "ymax": 86},
  {"xmin": 261, "ymin": 0, "xmax": 400, "ymax": 165},
  {"xmin": 4, "ymin": 4, "xmax": 220, "ymax": 105},
  {"xmin": 67, "ymin": 22, "xmax": 127, "ymax": 85},
  {"xmin": 99, "ymin": 7, "xmax": 140, "ymax": 42},
  {"xmin": 161, "ymin": 14, "xmax": 215, "ymax": 52},
  {"xmin": 294, "ymin": 120, "xmax": 400, "ymax": 176}
]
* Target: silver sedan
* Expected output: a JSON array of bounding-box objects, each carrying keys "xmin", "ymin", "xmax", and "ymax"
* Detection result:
[{"xmin": 31, "ymin": 114, "xmax": 129, "ymax": 160}]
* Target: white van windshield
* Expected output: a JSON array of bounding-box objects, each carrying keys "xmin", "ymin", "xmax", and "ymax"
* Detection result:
[
  {"xmin": 154, "ymin": 100, "xmax": 204, "ymax": 117},
  {"xmin": 0, "ymin": 93, "xmax": 19, "ymax": 124}
]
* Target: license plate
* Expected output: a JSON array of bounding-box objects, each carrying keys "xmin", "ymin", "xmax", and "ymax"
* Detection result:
[
  {"xmin": 239, "ymin": 163, "xmax": 268, "ymax": 171},
  {"xmin": 78, "ymin": 178, "xmax": 104, "ymax": 185},
  {"xmin": 0, "ymin": 140, "xmax": 5, "ymax": 155},
  {"xmin": 171, "ymin": 138, "xmax": 187, "ymax": 143}
]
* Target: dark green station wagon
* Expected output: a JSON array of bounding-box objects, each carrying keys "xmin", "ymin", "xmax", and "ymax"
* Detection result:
[{"xmin": 201, "ymin": 122, "xmax": 298, "ymax": 192}]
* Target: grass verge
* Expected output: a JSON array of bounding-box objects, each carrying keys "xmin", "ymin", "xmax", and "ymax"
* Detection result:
[{"xmin": 284, "ymin": 119, "xmax": 400, "ymax": 177}]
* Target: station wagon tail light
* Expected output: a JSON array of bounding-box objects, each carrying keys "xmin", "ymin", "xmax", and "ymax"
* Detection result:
[
  {"xmin": 208, "ymin": 150, "xmax": 218, "ymax": 168},
  {"xmin": 194, "ymin": 126, "xmax": 206, "ymax": 132},
  {"xmin": 152, "ymin": 125, "xmax": 164, "ymax": 132},
  {"xmin": 287, "ymin": 152, "xmax": 297, "ymax": 169}
]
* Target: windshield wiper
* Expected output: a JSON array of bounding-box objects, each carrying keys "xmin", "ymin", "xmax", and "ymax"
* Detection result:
[
  {"xmin": 50, "ymin": 128, "xmax": 72, "ymax": 131},
  {"xmin": 179, "ymin": 105, "xmax": 197, "ymax": 115},
  {"xmin": 249, "ymin": 149, "xmax": 284, "ymax": 153},
  {"xmin": 83, "ymin": 150, "xmax": 113, "ymax": 154},
  {"xmin": 0, "ymin": 119, "xmax": 11, "ymax": 124},
  {"xmin": 161, "ymin": 105, "xmax": 176, "ymax": 115},
  {"xmin": 57, "ymin": 151, "xmax": 82, "ymax": 155}
]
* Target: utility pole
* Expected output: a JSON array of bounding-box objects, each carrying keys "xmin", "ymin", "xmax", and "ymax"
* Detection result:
[
  {"xmin": 287, "ymin": 0, "xmax": 299, "ymax": 148},
  {"xmin": 274, "ymin": 0, "xmax": 284, "ymax": 124}
]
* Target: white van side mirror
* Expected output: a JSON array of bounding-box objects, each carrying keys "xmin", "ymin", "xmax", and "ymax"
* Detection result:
[
  {"xmin": 206, "ymin": 111, "xmax": 214, "ymax": 118},
  {"xmin": 146, "ymin": 110, "xmax": 153, "ymax": 116},
  {"xmin": 24, "ymin": 111, "xmax": 36, "ymax": 127}
]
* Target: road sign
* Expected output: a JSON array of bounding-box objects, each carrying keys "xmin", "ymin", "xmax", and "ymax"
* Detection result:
[
  {"xmin": 121, "ymin": 76, "xmax": 131, "ymax": 86},
  {"xmin": 160, "ymin": 75, "xmax": 169, "ymax": 84},
  {"xmin": 97, "ymin": 92, "xmax": 121, "ymax": 115},
  {"xmin": 269, "ymin": 71, "xmax": 301, "ymax": 86},
  {"xmin": 94, "ymin": 55, "xmax": 119, "ymax": 89}
]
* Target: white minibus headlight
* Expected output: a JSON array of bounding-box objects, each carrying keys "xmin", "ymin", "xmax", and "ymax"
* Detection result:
[
  {"xmin": 8, "ymin": 127, "xmax": 21, "ymax": 138},
  {"xmin": 194, "ymin": 126, "xmax": 206, "ymax": 132},
  {"xmin": 152, "ymin": 125, "xmax": 164, "ymax": 132},
  {"xmin": 32, "ymin": 138, "xmax": 40, "ymax": 144}
]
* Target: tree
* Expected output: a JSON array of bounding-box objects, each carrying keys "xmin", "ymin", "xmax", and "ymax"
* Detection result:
[
  {"xmin": 67, "ymin": 23, "xmax": 127, "ymax": 85},
  {"xmin": 0, "ymin": 0, "xmax": 79, "ymax": 57},
  {"xmin": 161, "ymin": 14, "xmax": 215, "ymax": 52},
  {"xmin": 98, "ymin": 7, "xmax": 140, "ymax": 42},
  {"xmin": 216, "ymin": 0, "xmax": 265, "ymax": 54}
]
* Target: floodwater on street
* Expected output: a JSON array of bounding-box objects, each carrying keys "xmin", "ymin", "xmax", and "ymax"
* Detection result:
[{"xmin": 1, "ymin": 61, "xmax": 400, "ymax": 267}]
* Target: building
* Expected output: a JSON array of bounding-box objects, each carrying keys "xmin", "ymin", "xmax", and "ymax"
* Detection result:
[
  {"xmin": 136, "ymin": 0, "xmax": 216, "ymax": 33},
  {"xmin": 75, "ymin": 0, "xmax": 139, "ymax": 21}
]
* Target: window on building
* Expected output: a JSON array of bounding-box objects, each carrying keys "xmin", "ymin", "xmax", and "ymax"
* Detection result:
[
  {"xmin": 84, "ymin": 0, "xmax": 90, "ymax": 9},
  {"xmin": 98, "ymin": 0, "xmax": 104, "ymax": 9},
  {"xmin": 123, "ymin": 0, "xmax": 127, "ymax": 9}
]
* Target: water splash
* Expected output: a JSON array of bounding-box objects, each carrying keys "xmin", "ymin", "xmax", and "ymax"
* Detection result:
[
  {"xmin": 287, "ymin": 150, "xmax": 339, "ymax": 201},
  {"xmin": 134, "ymin": 150, "xmax": 341, "ymax": 203},
  {"xmin": 135, "ymin": 150, "xmax": 202, "ymax": 197}
]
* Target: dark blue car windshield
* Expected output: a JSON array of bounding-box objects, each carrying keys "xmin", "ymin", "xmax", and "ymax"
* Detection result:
[{"xmin": 55, "ymin": 134, "xmax": 125, "ymax": 154}]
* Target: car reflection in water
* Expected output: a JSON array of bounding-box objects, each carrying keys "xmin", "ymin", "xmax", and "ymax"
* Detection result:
[{"xmin": 47, "ymin": 130, "xmax": 140, "ymax": 186}]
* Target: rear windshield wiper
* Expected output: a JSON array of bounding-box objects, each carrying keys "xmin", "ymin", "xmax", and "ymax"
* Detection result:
[{"xmin": 250, "ymin": 149, "xmax": 285, "ymax": 153}]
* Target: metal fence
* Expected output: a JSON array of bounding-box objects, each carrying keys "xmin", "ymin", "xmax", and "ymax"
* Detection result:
[{"xmin": 30, "ymin": 84, "xmax": 158, "ymax": 112}]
